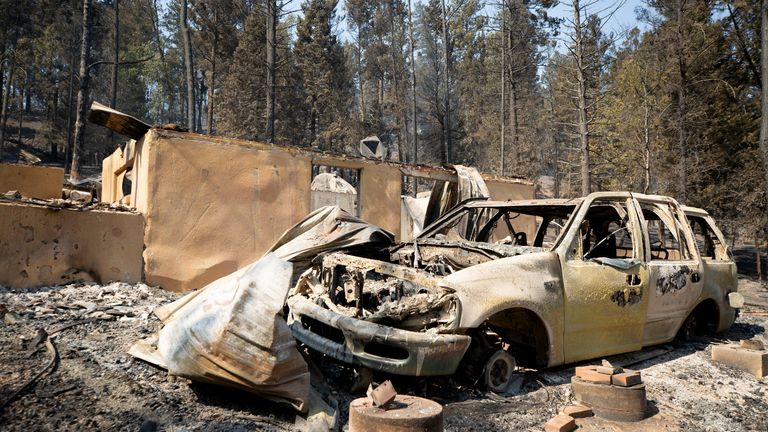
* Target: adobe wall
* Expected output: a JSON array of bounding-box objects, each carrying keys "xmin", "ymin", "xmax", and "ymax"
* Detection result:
[
  {"xmin": 0, "ymin": 164, "xmax": 64, "ymax": 199},
  {"xmin": 0, "ymin": 202, "xmax": 143, "ymax": 289}
]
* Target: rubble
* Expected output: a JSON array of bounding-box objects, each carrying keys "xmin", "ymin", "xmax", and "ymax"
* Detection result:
[
  {"xmin": 0, "ymin": 281, "xmax": 766, "ymax": 430},
  {"xmin": 366, "ymin": 380, "xmax": 397, "ymax": 408}
]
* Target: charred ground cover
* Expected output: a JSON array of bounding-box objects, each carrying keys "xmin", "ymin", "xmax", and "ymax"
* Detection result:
[{"xmin": 0, "ymin": 277, "xmax": 766, "ymax": 431}]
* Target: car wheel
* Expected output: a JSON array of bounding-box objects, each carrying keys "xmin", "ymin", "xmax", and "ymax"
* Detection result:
[
  {"xmin": 678, "ymin": 314, "xmax": 698, "ymax": 341},
  {"xmin": 483, "ymin": 350, "xmax": 517, "ymax": 392}
]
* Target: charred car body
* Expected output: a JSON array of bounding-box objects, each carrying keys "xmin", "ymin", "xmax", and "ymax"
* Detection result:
[{"xmin": 286, "ymin": 192, "xmax": 743, "ymax": 389}]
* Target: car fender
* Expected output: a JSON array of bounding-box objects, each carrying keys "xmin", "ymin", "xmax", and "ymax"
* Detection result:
[{"xmin": 440, "ymin": 251, "xmax": 565, "ymax": 366}]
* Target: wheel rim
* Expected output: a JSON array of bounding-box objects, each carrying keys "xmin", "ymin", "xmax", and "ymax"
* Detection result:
[{"xmin": 484, "ymin": 350, "xmax": 516, "ymax": 392}]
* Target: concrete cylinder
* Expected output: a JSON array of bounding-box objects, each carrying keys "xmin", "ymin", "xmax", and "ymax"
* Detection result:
[{"xmin": 348, "ymin": 395, "xmax": 443, "ymax": 432}]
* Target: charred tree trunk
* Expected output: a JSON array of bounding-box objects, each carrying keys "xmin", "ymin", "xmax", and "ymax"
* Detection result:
[
  {"xmin": 357, "ymin": 41, "xmax": 365, "ymax": 123},
  {"xmin": 69, "ymin": 0, "xmax": 93, "ymax": 182},
  {"xmin": 500, "ymin": 2, "xmax": 505, "ymax": 176},
  {"xmin": 65, "ymin": 43, "xmax": 76, "ymax": 170},
  {"xmin": 17, "ymin": 85, "xmax": 24, "ymax": 145},
  {"xmin": 509, "ymin": 76, "xmax": 519, "ymax": 170},
  {"xmin": 111, "ymin": 0, "xmax": 119, "ymax": 109},
  {"xmin": 0, "ymin": 55, "xmax": 14, "ymax": 156},
  {"xmin": 642, "ymin": 83, "xmax": 651, "ymax": 194},
  {"xmin": 265, "ymin": 0, "xmax": 276, "ymax": 142},
  {"xmin": 408, "ymin": 0, "xmax": 417, "ymax": 168},
  {"xmin": 197, "ymin": 74, "xmax": 204, "ymax": 132},
  {"xmin": 181, "ymin": 0, "xmax": 195, "ymax": 132},
  {"xmin": 760, "ymin": 0, "xmax": 768, "ymax": 212},
  {"xmin": 110, "ymin": 0, "xmax": 119, "ymax": 145},
  {"xmin": 51, "ymin": 84, "xmax": 59, "ymax": 158},
  {"xmin": 441, "ymin": 0, "xmax": 452, "ymax": 164},
  {"xmin": 573, "ymin": 0, "xmax": 591, "ymax": 195},
  {"xmin": 207, "ymin": 40, "xmax": 216, "ymax": 135},
  {"xmin": 675, "ymin": 0, "xmax": 688, "ymax": 202}
]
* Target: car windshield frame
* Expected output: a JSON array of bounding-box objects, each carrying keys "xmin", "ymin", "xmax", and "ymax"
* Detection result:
[{"xmin": 415, "ymin": 198, "xmax": 581, "ymax": 250}]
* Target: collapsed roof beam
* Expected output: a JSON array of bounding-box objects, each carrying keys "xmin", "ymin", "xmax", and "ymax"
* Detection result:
[{"xmin": 88, "ymin": 101, "xmax": 151, "ymax": 140}]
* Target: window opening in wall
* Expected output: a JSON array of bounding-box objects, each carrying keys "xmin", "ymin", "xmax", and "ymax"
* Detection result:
[{"xmin": 310, "ymin": 165, "xmax": 361, "ymax": 217}]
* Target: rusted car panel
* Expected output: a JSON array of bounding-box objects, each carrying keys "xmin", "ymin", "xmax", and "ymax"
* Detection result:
[{"xmin": 286, "ymin": 192, "xmax": 741, "ymax": 382}]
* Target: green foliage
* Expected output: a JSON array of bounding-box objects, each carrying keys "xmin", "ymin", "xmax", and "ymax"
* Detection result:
[{"xmin": 294, "ymin": 0, "xmax": 352, "ymax": 150}]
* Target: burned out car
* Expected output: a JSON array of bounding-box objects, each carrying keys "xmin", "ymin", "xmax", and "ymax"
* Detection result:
[{"xmin": 286, "ymin": 192, "xmax": 743, "ymax": 390}]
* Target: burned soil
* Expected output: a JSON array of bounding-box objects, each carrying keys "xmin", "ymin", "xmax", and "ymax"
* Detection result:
[{"xmin": 1, "ymin": 279, "xmax": 767, "ymax": 432}]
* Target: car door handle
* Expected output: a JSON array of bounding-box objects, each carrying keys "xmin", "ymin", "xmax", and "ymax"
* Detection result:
[
  {"xmin": 691, "ymin": 272, "xmax": 701, "ymax": 283},
  {"xmin": 626, "ymin": 274, "xmax": 642, "ymax": 286}
]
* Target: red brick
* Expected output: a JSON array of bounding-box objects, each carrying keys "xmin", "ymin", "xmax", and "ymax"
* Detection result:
[
  {"xmin": 579, "ymin": 369, "xmax": 612, "ymax": 384},
  {"xmin": 611, "ymin": 370, "xmax": 642, "ymax": 387},
  {"xmin": 575, "ymin": 365, "xmax": 598, "ymax": 378},
  {"xmin": 560, "ymin": 404, "xmax": 594, "ymax": 418},
  {"xmin": 544, "ymin": 414, "xmax": 576, "ymax": 432}
]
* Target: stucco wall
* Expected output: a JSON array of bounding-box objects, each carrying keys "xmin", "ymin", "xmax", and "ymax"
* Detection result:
[
  {"xmin": 485, "ymin": 180, "xmax": 534, "ymax": 201},
  {"xmin": 0, "ymin": 202, "xmax": 143, "ymax": 289},
  {"xmin": 101, "ymin": 147, "xmax": 127, "ymax": 203},
  {"xmin": 0, "ymin": 164, "xmax": 63, "ymax": 199},
  {"xmin": 135, "ymin": 130, "xmax": 533, "ymax": 292},
  {"xmin": 137, "ymin": 131, "xmax": 313, "ymax": 291}
]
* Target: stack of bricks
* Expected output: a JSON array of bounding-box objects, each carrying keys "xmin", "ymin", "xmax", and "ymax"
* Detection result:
[
  {"xmin": 568, "ymin": 360, "xmax": 648, "ymax": 422},
  {"xmin": 545, "ymin": 362, "xmax": 646, "ymax": 429},
  {"xmin": 574, "ymin": 361, "xmax": 643, "ymax": 387}
]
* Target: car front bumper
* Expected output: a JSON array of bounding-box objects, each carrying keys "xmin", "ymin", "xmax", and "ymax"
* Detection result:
[{"xmin": 287, "ymin": 295, "xmax": 472, "ymax": 376}]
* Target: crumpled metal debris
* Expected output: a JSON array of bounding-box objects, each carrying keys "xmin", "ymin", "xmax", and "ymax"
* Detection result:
[
  {"xmin": 423, "ymin": 165, "xmax": 490, "ymax": 229},
  {"xmin": 131, "ymin": 254, "xmax": 309, "ymax": 409},
  {"xmin": 129, "ymin": 206, "xmax": 395, "ymax": 416}
]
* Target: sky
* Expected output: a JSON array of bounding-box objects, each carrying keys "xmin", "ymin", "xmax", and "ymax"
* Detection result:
[
  {"xmin": 549, "ymin": 0, "xmax": 648, "ymax": 34},
  {"xmin": 158, "ymin": 0, "xmax": 649, "ymax": 46}
]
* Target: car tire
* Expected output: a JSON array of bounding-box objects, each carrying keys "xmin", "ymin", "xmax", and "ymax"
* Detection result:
[
  {"xmin": 483, "ymin": 350, "xmax": 517, "ymax": 392},
  {"xmin": 678, "ymin": 313, "xmax": 698, "ymax": 341}
]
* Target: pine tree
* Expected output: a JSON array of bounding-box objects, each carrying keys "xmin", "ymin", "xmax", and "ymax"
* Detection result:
[{"xmin": 294, "ymin": 0, "xmax": 352, "ymax": 151}]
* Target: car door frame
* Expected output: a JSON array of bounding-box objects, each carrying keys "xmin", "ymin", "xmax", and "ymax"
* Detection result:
[
  {"xmin": 557, "ymin": 192, "xmax": 651, "ymax": 363},
  {"xmin": 634, "ymin": 195, "xmax": 703, "ymax": 345}
]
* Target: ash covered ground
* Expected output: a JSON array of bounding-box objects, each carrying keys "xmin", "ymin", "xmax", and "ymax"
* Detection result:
[{"xmin": 1, "ymin": 278, "xmax": 766, "ymax": 432}]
